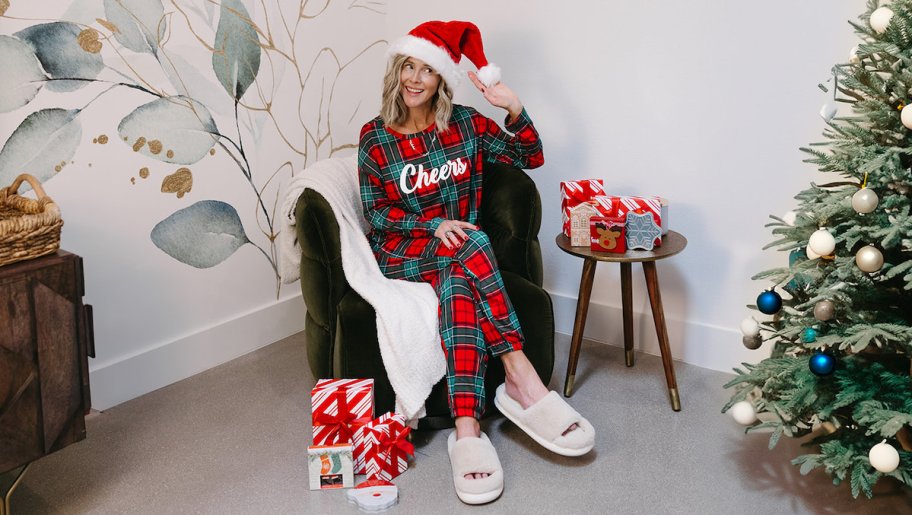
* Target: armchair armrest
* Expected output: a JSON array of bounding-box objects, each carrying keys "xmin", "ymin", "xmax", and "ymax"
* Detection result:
[
  {"xmin": 480, "ymin": 162, "xmax": 544, "ymax": 287},
  {"xmin": 295, "ymin": 189, "xmax": 351, "ymax": 377}
]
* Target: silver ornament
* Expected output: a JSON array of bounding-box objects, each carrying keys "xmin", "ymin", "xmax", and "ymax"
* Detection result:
[
  {"xmin": 813, "ymin": 300, "xmax": 836, "ymax": 321},
  {"xmin": 855, "ymin": 245, "xmax": 884, "ymax": 273},
  {"xmin": 852, "ymin": 188, "xmax": 879, "ymax": 214},
  {"xmin": 742, "ymin": 335, "xmax": 762, "ymax": 350}
]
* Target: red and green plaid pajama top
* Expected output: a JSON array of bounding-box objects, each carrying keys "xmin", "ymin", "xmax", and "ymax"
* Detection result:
[{"xmin": 358, "ymin": 104, "xmax": 544, "ymax": 419}]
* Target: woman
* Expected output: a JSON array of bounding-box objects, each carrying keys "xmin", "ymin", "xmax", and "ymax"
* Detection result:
[{"xmin": 358, "ymin": 21, "xmax": 594, "ymax": 504}]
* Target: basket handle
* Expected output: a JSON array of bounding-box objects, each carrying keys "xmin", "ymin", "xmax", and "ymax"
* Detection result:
[{"xmin": 7, "ymin": 173, "xmax": 51, "ymax": 201}]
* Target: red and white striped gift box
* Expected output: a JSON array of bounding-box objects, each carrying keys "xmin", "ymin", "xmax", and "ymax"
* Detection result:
[
  {"xmin": 598, "ymin": 195, "xmax": 666, "ymax": 245},
  {"xmin": 560, "ymin": 179, "xmax": 605, "ymax": 237},
  {"xmin": 311, "ymin": 379, "xmax": 374, "ymax": 447},
  {"xmin": 354, "ymin": 412, "xmax": 413, "ymax": 480}
]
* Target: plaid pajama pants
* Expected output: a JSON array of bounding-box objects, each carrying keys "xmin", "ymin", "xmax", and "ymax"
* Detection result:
[{"xmin": 374, "ymin": 229, "xmax": 524, "ymax": 419}]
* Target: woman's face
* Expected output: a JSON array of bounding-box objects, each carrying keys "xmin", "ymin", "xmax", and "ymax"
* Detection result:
[{"xmin": 399, "ymin": 57, "xmax": 440, "ymax": 111}]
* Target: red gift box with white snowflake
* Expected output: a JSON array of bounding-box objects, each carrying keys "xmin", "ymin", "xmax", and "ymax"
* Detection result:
[
  {"xmin": 561, "ymin": 179, "xmax": 605, "ymax": 237},
  {"xmin": 353, "ymin": 412, "xmax": 414, "ymax": 480},
  {"xmin": 311, "ymin": 379, "xmax": 374, "ymax": 447}
]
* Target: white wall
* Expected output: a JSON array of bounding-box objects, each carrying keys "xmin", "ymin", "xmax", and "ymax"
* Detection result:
[
  {"xmin": 386, "ymin": 1, "xmax": 863, "ymax": 372},
  {"xmin": 0, "ymin": 0, "xmax": 385, "ymax": 409}
]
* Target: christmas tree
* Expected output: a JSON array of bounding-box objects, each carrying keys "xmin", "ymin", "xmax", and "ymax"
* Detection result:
[{"xmin": 723, "ymin": 1, "xmax": 912, "ymax": 499}]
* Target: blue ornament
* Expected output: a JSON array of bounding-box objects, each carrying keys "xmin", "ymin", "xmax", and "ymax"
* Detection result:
[
  {"xmin": 801, "ymin": 327, "xmax": 818, "ymax": 343},
  {"xmin": 756, "ymin": 290, "xmax": 782, "ymax": 315},
  {"xmin": 809, "ymin": 352, "xmax": 836, "ymax": 376}
]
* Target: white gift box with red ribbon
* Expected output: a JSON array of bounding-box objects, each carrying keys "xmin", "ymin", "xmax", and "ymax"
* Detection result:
[{"xmin": 311, "ymin": 379, "xmax": 374, "ymax": 448}]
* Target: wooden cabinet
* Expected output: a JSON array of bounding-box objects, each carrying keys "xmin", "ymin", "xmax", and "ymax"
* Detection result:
[{"xmin": 0, "ymin": 250, "xmax": 93, "ymax": 474}]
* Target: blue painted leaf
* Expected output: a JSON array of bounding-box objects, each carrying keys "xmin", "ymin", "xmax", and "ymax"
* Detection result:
[
  {"xmin": 0, "ymin": 36, "xmax": 47, "ymax": 113},
  {"xmin": 151, "ymin": 200, "xmax": 250, "ymax": 268},
  {"xmin": 117, "ymin": 96, "xmax": 218, "ymax": 164},
  {"xmin": 103, "ymin": 0, "xmax": 165, "ymax": 55},
  {"xmin": 15, "ymin": 22, "xmax": 104, "ymax": 93},
  {"xmin": 0, "ymin": 108, "xmax": 82, "ymax": 188},
  {"xmin": 212, "ymin": 0, "xmax": 261, "ymax": 100}
]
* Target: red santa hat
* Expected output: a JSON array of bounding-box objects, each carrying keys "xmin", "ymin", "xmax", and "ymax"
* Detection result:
[{"xmin": 388, "ymin": 20, "xmax": 501, "ymax": 88}]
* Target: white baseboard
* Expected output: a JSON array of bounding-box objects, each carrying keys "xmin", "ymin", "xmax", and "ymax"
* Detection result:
[
  {"xmin": 88, "ymin": 295, "xmax": 307, "ymax": 410},
  {"xmin": 549, "ymin": 291, "xmax": 754, "ymax": 375}
]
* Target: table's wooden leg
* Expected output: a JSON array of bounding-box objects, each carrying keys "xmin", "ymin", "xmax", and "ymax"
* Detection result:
[
  {"xmin": 621, "ymin": 262, "xmax": 634, "ymax": 367},
  {"xmin": 564, "ymin": 258, "xmax": 597, "ymax": 397},
  {"xmin": 642, "ymin": 261, "xmax": 681, "ymax": 411}
]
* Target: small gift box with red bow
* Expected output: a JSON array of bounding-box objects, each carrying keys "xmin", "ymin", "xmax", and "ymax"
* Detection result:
[
  {"xmin": 311, "ymin": 379, "xmax": 374, "ymax": 447},
  {"xmin": 353, "ymin": 412, "xmax": 414, "ymax": 481},
  {"xmin": 590, "ymin": 216, "xmax": 626, "ymax": 253},
  {"xmin": 561, "ymin": 179, "xmax": 605, "ymax": 237}
]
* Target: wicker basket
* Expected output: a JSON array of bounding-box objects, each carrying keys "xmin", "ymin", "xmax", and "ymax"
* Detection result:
[{"xmin": 0, "ymin": 174, "xmax": 63, "ymax": 267}]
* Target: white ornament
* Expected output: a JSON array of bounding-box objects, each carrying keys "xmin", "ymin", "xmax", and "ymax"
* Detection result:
[
  {"xmin": 869, "ymin": 440, "xmax": 900, "ymax": 473},
  {"xmin": 855, "ymin": 245, "xmax": 884, "ymax": 273},
  {"xmin": 347, "ymin": 481, "xmax": 399, "ymax": 511},
  {"xmin": 819, "ymin": 103, "xmax": 838, "ymax": 122},
  {"xmin": 849, "ymin": 45, "xmax": 860, "ymax": 64},
  {"xmin": 782, "ymin": 211, "xmax": 797, "ymax": 226},
  {"xmin": 870, "ymin": 7, "xmax": 895, "ymax": 34},
  {"xmin": 901, "ymin": 104, "xmax": 912, "ymax": 130},
  {"xmin": 809, "ymin": 228, "xmax": 836, "ymax": 256},
  {"xmin": 806, "ymin": 246, "xmax": 821, "ymax": 260},
  {"xmin": 852, "ymin": 188, "xmax": 880, "ymax": 214},
  {"xmin": 730, "ymin": 401, "xmax": 758, "ymax": 425},
  {"xmin": 740, "ymin": 317, "xmax": 761, "ymax": 337}
]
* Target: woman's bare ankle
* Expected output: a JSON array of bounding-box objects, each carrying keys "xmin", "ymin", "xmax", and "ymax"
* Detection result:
[{"xmin": 454, "ymin": 416, "xmax": 481, "ymax": 440}]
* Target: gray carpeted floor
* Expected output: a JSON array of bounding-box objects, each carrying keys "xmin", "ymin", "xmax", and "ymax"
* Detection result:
[{"xmin": 3, "ymin": 332, "xmax": 911, "ymax": 514}]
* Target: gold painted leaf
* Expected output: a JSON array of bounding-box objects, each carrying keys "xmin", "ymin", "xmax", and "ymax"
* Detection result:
[
  {"xmin": 161, "ymin": 167, "xmax": 192, "ymax": 198},
  {"xmin": 78, "ymin": 28, "xmax": 102, "ymax": 54},
  {"xmin": 0, "ymin": 0, "xmax": 9, "ymax": 17},
  {"xmin": 96, "ymin": 17, "xmax": 119, "ymax": 34}
]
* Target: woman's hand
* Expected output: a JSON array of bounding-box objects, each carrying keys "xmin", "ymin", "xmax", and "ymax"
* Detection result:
[
  {"xmin": 468, "ymin": 71, "xmax": 523, "ymax": 121},
  {"xmin": 434, "ymin": 219, "xmax": 478, "ymax": 249}
]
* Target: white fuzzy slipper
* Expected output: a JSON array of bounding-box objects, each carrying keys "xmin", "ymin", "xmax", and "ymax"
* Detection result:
[
  {"xmin": 494, "ymin": 384, "xmax": 595, "ymax": 456},
  {"xmin": 446, "ymin": 431, "xmax": 504, "ymax": 505}
]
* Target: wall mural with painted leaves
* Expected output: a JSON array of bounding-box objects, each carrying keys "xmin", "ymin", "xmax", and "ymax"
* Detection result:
[{"xmin": 0, "ymin": 0, "xmax": 385, "ymax": 295}]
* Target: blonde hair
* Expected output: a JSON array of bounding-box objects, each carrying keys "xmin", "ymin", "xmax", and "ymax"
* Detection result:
[{"xmin": 380, "ymin": 54, "xmax": 454, "ymax": 133}]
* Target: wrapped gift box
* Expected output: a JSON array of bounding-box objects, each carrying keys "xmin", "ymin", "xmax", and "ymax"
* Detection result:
[
  {"xmin": 308, "ymin": 443, "xmax": 354, "ymax": 490},
  {"xmin": 599, "ymin": 195, "xmax": 665, "ymax": 245},
  {"xmin": 353, "ymin": 412, "xmax": 413, "ymax": 481},
  {"xmin": 561, "ymin": 179, "xmax": 605, "ymax": 237},
  {"xmin": 590, "ymin": 216, "xmax": 626, "ymax": 253},
  {"xmin": 311, "ymin": 379, "xmax": 374, "ymax": 446}
]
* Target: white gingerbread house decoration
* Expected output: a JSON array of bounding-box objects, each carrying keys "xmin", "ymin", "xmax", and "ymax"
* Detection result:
[{"xmin": 570, "ymin": 203, "xmax": 600, "ymax": 246}]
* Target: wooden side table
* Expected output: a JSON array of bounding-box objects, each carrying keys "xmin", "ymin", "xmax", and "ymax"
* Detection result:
[{"xmin": 556, "ymin": 231, "xmax": 687, "ymax": 411}]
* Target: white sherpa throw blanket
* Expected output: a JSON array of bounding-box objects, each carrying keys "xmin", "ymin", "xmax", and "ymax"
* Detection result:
[{"xmin": 278, "ymin": 156, "xmax": 445, "ymax": 422}]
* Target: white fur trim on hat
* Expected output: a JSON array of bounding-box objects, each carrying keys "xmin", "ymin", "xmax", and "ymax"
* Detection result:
[
  {"xmin": 388, "ymin": 35, "xmax": 463, "ymax": 87},
  {"xmin": 476, "ymin": 64, "xmax": 501, "ymax": 87}
]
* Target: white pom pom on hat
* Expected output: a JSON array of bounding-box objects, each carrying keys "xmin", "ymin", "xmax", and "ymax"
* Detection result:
[{"xmin": 388, "ymin": 20, "xmax": 501, "ymax": 88}]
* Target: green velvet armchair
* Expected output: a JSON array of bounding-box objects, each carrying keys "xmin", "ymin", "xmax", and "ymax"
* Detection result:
[{"xmin": 295, "ymin": 161, "xmax": 554, "ymax": 428}]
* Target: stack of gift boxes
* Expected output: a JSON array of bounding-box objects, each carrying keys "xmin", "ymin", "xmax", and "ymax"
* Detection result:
[
  {"xmin": 308, "ymin": 379, "xmax": 414, "ymax": 490},
  {"xmin": 561, "ymin": 179, "xmax": 669, "ymax": 253}
]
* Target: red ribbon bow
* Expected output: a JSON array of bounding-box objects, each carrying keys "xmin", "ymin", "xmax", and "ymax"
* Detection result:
[
  {"xmin": 313, "ymin": 390, "xmax": 372, "ymax": 443},
  {"xmin": 377, "ymin": 425, "xmax": 415, "ymax": 460}
]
